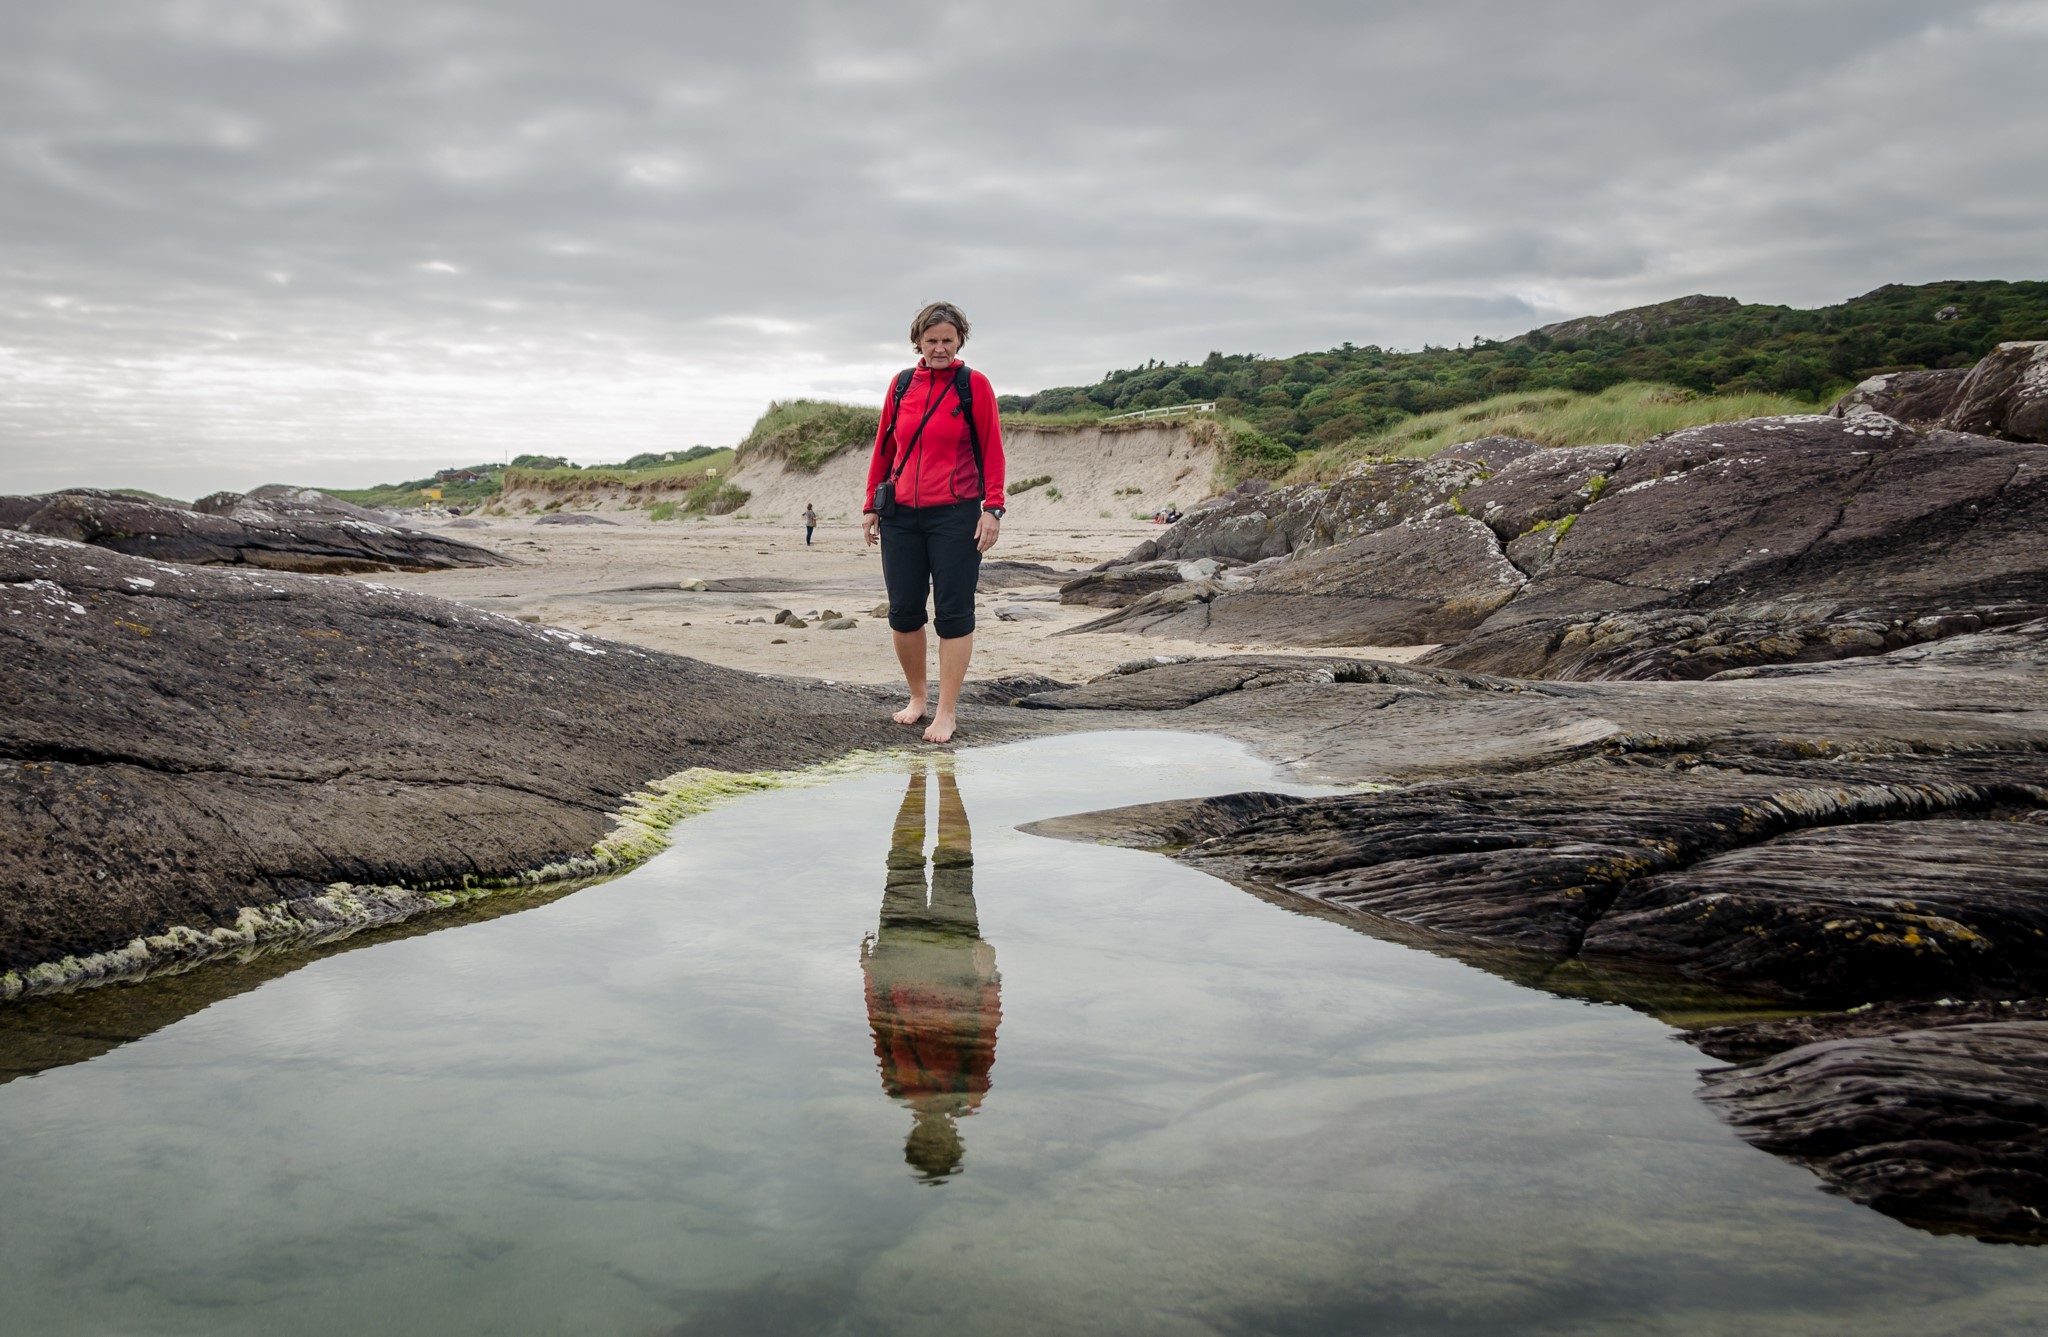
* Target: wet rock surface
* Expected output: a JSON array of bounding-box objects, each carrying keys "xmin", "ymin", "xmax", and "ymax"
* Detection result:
[
  {"xmin": 1584, "ymin": 817, "xmax": 2048, "ymax": 1001},
  {"xmin": 1038, "ymin": 753, "xmax": 2048, "ymax": 976},
  {"xmin": 1699, "ymin": 1022, "xmax": 2048, "ymax": 1243},
  {"xmin": 0, "ymin": 531, "xmax": 1047, "ymax": 985},
  {"xmin": 6, "ymin": 487, "xmax": 508, "ymax": 574}
]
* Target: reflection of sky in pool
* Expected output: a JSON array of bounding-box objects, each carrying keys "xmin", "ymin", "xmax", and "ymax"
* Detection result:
[{"xmin": 3, "ymin": 732, "xmax": 2045, "ymax": 1335}]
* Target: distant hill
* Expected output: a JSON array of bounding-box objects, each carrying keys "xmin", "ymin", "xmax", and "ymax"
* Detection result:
[
  {"xmin": 327, "ymin": 446, "xmax": 725, "ymax": 510},
  {"xmin": 998, "ymin": 280, "xmax": 2048, "ymax": 455}
]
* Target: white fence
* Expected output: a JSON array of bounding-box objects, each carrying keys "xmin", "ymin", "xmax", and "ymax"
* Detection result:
[{"xmin": 1102, "ymin": 401, "xmax": 1217, "ymax": 422}]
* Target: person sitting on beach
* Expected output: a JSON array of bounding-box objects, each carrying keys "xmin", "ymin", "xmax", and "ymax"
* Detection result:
[{"xmin": 861, "ymin": 301, "xmax": 1007, "ymax": 745}]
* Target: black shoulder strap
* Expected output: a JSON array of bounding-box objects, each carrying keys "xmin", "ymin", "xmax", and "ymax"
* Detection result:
[
  {"xmin": 881, "ymin": 369, "xmax": 917, "ymax": 483},
  {"xmin": 952, "ymin": 364, "xmax": 984, "ymax": 496}
]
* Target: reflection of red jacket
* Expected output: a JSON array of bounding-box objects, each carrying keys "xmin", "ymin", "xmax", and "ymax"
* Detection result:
[
  {"xmin": 865, "ymin": 972, "xmax": 1001, "ymax": 1102},
  {"xmin": 863, "ymin": 362, "xmax": 1007, "ymax": 512}
]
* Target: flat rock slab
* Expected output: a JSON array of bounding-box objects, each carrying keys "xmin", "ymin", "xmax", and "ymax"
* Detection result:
[
  {"xmin": 9, "ymin": 488, "xmax": 508, "ymax": 575},
  {"xmin": 1014, "ymin": 654, "xmax": 1508, "ymax": 712},
  {"xmin": 1700, "ymin": 1021, "xmax": 2048, "ymax": 1243},
  {"xmin": 979, "ymin": 560, "xmax": 1071, "ymax": 589}
]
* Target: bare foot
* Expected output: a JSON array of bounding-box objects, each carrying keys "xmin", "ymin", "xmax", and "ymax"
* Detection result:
[
  {"xmin": 892, "ymin": 695, "xmax": 928, "ymax": 726},
  {"xmin": 922, "ymin": 711, "xmax": 958, "ymax": 744}
]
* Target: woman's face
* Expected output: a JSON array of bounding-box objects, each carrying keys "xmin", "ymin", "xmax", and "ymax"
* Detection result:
[{"xmin": 917, "ymin": 322, "xmax": 960, "ymax": 369}]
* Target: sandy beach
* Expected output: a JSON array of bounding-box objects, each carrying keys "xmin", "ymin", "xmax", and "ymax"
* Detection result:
[{"xmin": 359, "ymin": 511, "xmax": 1435, "ymax": 686}]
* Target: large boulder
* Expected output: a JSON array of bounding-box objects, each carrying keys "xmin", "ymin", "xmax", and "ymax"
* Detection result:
[
  {"xmin": 1939, "ymin": 339, "xmax": 2048, "ymax": 443},
  {"xmin": 0, "ymin": 531, "xmax": 935, "ymax": 992},
  {"xmin": 7, "ymin": 488, "xmax": 509, "ymax": 574},
  {"xmin": 1071, "ymin": 516, "xmax": 1525, "ymax": 646},
  {"xmin": 1827, "ymin": 368, "xmax": 1970, "ymax": 428},
  {"xmin": 1423, "ymin": 414, "xmax": 2048, "ymax": 676},
  {"xmin": 1198, "ymin": 515, "xmax": 1524, "ymax": 646},
  {"xmin": 196, "ymin": 484, "xmax": 400, "ymax": 526},
  {"xmin": 1129, "ymin": 443, "xmax": 1536, "ymax": 566},
  {"xmin": 1058, "ymin": 558, "xmax": 1225, "ymax": 608}
]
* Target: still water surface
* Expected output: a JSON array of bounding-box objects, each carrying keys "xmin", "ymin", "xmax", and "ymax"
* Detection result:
[{"xmin": 3, "ymin": 732, "xmax": 2046, "ymax": 1335}]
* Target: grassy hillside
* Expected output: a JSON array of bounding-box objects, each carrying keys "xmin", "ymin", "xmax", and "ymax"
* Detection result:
[
  {"xmin": 1000, "ymin": 279, "xmax": 2048, "ymax": 457},
  {"xmin": 502, "ymin": 449, "xmax": 733, "ymax": 493},
  {"xmin": 329, "ymin": 470, "xmax": 504, "ymax": 511},
  {"xmin": 1297, "ymin": 382, "xmax": 1825, "ymax": 480}
]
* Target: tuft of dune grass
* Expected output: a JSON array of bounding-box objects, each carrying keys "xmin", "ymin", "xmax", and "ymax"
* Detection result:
[{"xmin": 733, "ymin": 401, "xmax": 880, "ymax": 473}]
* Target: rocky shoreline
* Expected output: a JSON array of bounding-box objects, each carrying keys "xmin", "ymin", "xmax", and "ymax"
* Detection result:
[
  {"xmin": 0, "ymin": 528, "xmax": 1065, "ymax": 998},
  {"xmin": 7, "ymin": 353, "xmax": 2048, "ymax": 1243}
]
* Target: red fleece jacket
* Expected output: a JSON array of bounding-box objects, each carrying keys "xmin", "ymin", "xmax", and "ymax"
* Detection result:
[{"xmin": 863, "ymin": 361, "xmax": 1007, "ymax": 512}]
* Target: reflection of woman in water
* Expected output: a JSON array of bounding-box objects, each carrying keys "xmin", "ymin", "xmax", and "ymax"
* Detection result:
[{"xmin": 860, "ymin": 764, "xmax": 1001, "ymax": 1182}]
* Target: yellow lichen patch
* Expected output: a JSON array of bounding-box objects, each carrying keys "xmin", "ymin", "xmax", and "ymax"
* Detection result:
[{"xmin": 113, "ymin": 620, "xmax": 150, "ymax": 636}]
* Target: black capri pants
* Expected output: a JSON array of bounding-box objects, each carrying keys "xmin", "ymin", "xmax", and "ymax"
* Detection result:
[{"xmin": 879, "ymin": 499, "xmax": 982, "ymax": 639}]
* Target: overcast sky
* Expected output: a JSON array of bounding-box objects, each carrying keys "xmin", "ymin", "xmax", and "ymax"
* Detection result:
[{"xmin": 3, "ymin": 0, "xmax": 2045, "ymax": 498}]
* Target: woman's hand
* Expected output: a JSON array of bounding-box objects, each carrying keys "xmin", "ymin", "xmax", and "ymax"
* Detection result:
[
  {"xmin": 862, "ymin": 511, "xmax": 880, "ymax": 546},
  {"xmin": 975, "ymin": 512, "xmax": 1001, "ymax": 553}
]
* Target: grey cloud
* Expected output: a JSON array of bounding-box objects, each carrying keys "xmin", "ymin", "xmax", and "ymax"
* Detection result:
[{"xmin": 1, "ymin": 0, "xmax": 2043, "ymax": 496}]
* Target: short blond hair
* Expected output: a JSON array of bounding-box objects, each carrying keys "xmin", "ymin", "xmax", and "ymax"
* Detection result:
[{"xmin": 910, "ymin": 301, "xmax": 970, "ymax": 347}]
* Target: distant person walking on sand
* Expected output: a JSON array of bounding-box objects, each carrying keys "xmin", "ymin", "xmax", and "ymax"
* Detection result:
[
  {"xmin": 862, "ymin": 301, "xmax": 1007, "ymax": 744},
  {"xmin": 803, "ymin": 503, "xmax": 817, "ymax": 546}
]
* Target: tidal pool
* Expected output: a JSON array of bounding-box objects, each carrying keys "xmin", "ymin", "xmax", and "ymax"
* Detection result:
[{"xmin": 3, "ymin": 732, "xmax": 2045, "ymax": 1336}]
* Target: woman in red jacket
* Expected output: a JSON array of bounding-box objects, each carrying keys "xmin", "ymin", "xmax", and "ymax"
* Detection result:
[{"xmin": 861, "ymin": 301, "xmax": 1007, "ymax": 744}]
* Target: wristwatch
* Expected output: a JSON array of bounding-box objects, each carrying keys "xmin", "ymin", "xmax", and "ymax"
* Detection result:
[{"xmin": 984, "ymin": 506, "xmax": 1005, "ymax": 519}]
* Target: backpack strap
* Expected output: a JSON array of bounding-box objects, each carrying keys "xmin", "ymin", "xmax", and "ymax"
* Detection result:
[
  {"xmin": 881, "ymin": 368, "xmax": 917, "ymax": 484},
  {"xmin": 952, "ymin": 363, "xmax": 985, "ymax": 500}
]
